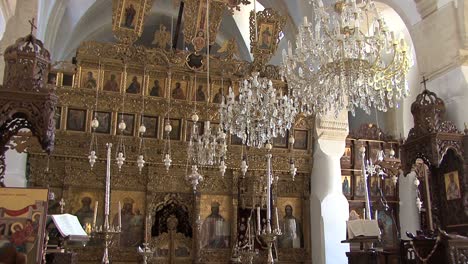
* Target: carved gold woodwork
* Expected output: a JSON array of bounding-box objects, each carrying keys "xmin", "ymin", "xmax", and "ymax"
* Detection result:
[
  {"xmin": 26, "ymin": 4, "xmax": 310, "ymax": 261},
  {"xmin": 0, "ymin": 32, "xmax": 58, "ymax": 186}
]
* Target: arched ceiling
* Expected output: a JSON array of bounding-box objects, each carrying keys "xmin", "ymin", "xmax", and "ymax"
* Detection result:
[{"xmin": 36, "ymin": 0, "xmax": 421, "ymax": 66}]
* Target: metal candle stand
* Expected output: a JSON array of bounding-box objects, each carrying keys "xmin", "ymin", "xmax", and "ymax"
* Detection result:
[{"xmin": 90, "ymin": 143, "xmax": 121, "ymax": 264}]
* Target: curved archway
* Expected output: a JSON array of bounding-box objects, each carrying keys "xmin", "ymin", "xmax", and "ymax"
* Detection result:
[{"xmin": 348, "ymin": 1, "xmax": 420, "ymax": 140}]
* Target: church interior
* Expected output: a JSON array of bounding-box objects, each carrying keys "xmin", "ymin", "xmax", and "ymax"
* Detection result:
[{"xmin": 1, "ymin": 0, "xmax": 468, "ymax": 264}]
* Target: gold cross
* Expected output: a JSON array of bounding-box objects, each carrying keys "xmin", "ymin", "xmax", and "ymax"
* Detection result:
[
  {"xmin": 420, "ymin": 76, "xmax": 428, "ymax": 90},
  {"xmin": 28, "ymin": 17, "xmax": 37, "ymax": 35}
]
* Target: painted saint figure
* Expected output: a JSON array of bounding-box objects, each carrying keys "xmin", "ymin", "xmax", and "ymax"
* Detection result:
[
  {"xmin": 74, "ymin": 197, "xmax": 94, "ymax": 227},
  {"xmin": 103, "ymin": 74, "xmax": 119, "ymax": 92},
  {"xmin": 112, "ymin": 197, "xmax": 143, "ymax": 247},
  {"xmin": 200, "ymin": 201, "xmax": 230, "ymax": 248},
  {"xmin": 123, "ymin": 4, "xmax": 136, "ymax": 28},
  {"xmin": 172, "ymin": 82, "xmax": 186, "ymax": 100},
  {"xmin": 195, "ymin": 85, "xmax": 206, "ymax": 102},
  {"xmin": 259, "ymin": 26, "xmax": 272, "ymax": 49},
  {"xmin": 213, "ymin": 87, "xmax": 223, "ymax": 104},
  {"xmin": 278, "ymin": 205, "xmax": 303, "ymax": 248},
  {"xmin": 342, "ymin": 177, "xmax": 350, "ymax": 195},
  {"xmin": 446, "ymin": 172, "xmax": 461, "ymax": 200},
  {"xmin": 84, "ymin": 71, "xmax": 97, "ymax": 89},
  {"xmin": 126, "ymin": 76, "xmax": 141, "ymax": 94},
  {"xmin": 150, "ymin": 80, "xmax": 161, "ymax": 97}
]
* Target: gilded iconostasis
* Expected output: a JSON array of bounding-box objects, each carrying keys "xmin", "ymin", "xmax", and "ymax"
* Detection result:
[{"xmin": 26, "ymin": 0, "xmax": 312, "ymax": 263}]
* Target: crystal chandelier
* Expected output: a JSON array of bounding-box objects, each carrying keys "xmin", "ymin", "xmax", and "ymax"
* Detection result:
[
  {"xmin": 187, "ymin": 112, "xmax": 227, "ymax": 169},
  {"xmin": 282, "ymin": 0, "xmax": 411, "ymax": 116},
  {"xmin": 220, "ymin": 72, "xmax": 297, "ymax": 148}
]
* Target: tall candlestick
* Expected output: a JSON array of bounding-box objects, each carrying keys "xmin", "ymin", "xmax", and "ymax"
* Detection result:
[
  {"xmin": 93, "ymin": 201, "xmax": 98, "ymax": 227},
  {"xmin": 266, "ymin": 153, "xmax": 272, "ymax": 233},
  {"xmin": 257, "ymin": 206, "xmax": 261, "ymax": 233},
  {"xmin": 104, "ymin": 143, "xmax": 112, "ymax": 229},
  {"xmin": 145, "ymin": 215, "xmax": 148, "ymax": 243},
  {"xmin": 118, "ymin": 201, "xmax": 122, "ymax": 229}
]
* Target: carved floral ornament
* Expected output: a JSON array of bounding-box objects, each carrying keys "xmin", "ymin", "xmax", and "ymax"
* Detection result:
[{"xmin": 0, "ymin": 29, "xmax": 57, "ymax": 186}]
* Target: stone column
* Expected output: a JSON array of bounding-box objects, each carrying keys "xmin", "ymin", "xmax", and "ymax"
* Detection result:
[{"xmin": 310, "ymin": 110, "xmax": 349, "ymax": 264}]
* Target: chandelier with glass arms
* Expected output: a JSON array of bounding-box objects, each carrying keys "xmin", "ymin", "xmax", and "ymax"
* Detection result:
[
  {"xmin": 281, "ymin": 0, "xmax": 411, "ymax": 117},
  {"xmin": 220, "ymin": 72, "xmax": 297, "ymax": 148}
]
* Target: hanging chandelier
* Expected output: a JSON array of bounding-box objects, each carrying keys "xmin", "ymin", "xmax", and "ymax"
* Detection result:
[
  {"xmin": 281, "ymin": 0, "xmax": 411, "ymax": 117},
  {"xmin": 220, "ymin": 72, "xmax": 297, "ymax": 148}
]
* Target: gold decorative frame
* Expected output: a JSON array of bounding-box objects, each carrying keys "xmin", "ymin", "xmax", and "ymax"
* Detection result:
[
  {"xmin": 249, "ymin": 8, "xmax": 286, "ymax": 67},
  {"xmin": 183, "ymin": 0, "xmax": 226, "ymax": 46},
  {"xmin": 112, "ymin": 0, "xmax": 153, "ymax": 44}
]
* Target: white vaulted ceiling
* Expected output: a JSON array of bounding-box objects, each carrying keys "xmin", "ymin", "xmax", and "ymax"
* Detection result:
[{"xmin": 32, "ymin": 0, "xmax": 421, "ymax": 64}]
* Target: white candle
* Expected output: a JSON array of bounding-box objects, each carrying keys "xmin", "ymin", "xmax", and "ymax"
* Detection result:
[
  {"xmin": 303, "ymin": 16, "xmax": 308, "ymax": 25},
  {"xmin": 288, "ymin": 41, "xmax": 292, "ymax": 56},
  {"xmin": 375, "ymin": 210, "xmax": 378, "ymax": 220},
  {"xmin": 275, "ymin": 207, "xmax": 280, "ymax": 231},
  {"xmin": 266, "ymin": 154, "xmax": 272, "ymax": 233},
  {"xmin": 93, "ymin": 201, "xmax": 98, "ymax": 227},
  {"xmin": 257, "ymin": 206, "xmax": 261, "ymax": 232},
  {"xmin": 118, "ymin": 201, "xmax": 122, "ymax": 228}
]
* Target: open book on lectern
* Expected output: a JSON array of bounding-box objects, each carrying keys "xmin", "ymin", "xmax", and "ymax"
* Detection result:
[{"xmin": 50, "ymin": 214, "xmax": 89, "ymax": 241}]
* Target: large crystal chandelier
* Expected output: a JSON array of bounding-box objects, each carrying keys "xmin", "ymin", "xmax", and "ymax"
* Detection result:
[
  {"xmin": 282, "ymin": 0, "xmax": 411, "ymax": 116},
  {"xmin": 220, "ymin": 72, "xmax": 297, "ymax": 148}
]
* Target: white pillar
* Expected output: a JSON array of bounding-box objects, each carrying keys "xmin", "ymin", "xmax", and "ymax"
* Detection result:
[{"xmin": 310, "ymin": 111, "xmax": 349, "ymax": 264}]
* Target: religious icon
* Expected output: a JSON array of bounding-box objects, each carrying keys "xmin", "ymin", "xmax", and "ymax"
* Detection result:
[
  {"xmin": 111, "ymin": 192, "xmax": 145, "ymax": 247},
  {"xmin": 211, "ymin": 85, "xmax": 226, "ymax": 104},
  {"xmin": 200, "ymin": 195, "xmax": 231, "ymax": 249},
  {"xmin": 121, "ymin": 0, "xmax": 139, "ymax": 29},
  {"xmin": 186, "ymin": 121, "xmax": 204, "ymax": 141},
  {"xmin": 277, "ymin": 201, "xmax": 303, "ymax": 248},
  {"xmin": 149, "ymin": 78, "xmax": 164, "ymax": 97},
  {"xmin": 258, "ymin": 23, "xmax": 273, "ymax": 50},
  {"xmin": 142, "ymin": 115, "xmax": 158, "ymax": 138},
  {"xmin": 293, "ymin": 130, "xmax": 308, "ymax": 150},
  {"xmin": 166, "ymin": 119, "xmax": 181, "ymax": 140},
  {"xmin": 193, "ymin": 82, "xmax": 207, "ymax": 102},
  {"xmin": 355, "ymin": 175, "xmax": 365, "ymax": 197},
  {"xmin": 192, "ymin": 30, "xmax": 206, "ymax": 52},
  {"xmin": 126, "ymin": 75, "xmax": 142, "ymax": 94},
  {"xmin": 384, "ymin": 178, "xmax": 395, "ymax": 197},
  {"xmin": 445, "ymin": 171, "xmax": 461, "ymax": 200},
  {"xmin": 0, "ymin": 188, "xmax": 49, "ymax": 264},
  {"xmin": 74, "ymin": 196, "xmax": 95, "ymax": 227},
  {"xmin": 377, "ymin": 210, "xmax": 397, "ymax": 248},
  {"xmin": 273, "ymin": 133, "xmax": 288, "ymax": 148},
  {"xmin": 81, "ymin": 70, "xmax": 98, "ymax": 89},
  {"xmin": 62, "ymin": 73, "xmax": 74, "ymax": 87},
  {"xmin": 171, "ymin": 81, "xmax": 187, "ymax": 100},
  {"xmin": 103, "ymin": 71, "xmax": 121, "ymax": 92},
  {"xmin": 93, "ymin": 111, "xmax": 111, "ymax": 134},
  {"xmin": 48, "ymin": 72, "xmax": 57, "ymax": 85},
  {"xmin": 231, "ymin": 134, "xmax": 243, "ymax": 145},
  {"xmin": 66, "ymin": 108, "xmax": 86, "ymax": 132},
  {"xmin": 342, "ymin": 176, "xmax": 351, "ymax": 196},
  {"xmin": 152, "ymin": 24, "xmax": 171, "ymax": 49},
  {"xmin": 55, "ymin": 107, "xmax": 62, "ymax": 130},
  {"xmin": 118, "ymin": 113, "xmax": 135, "ymax": 136}
]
